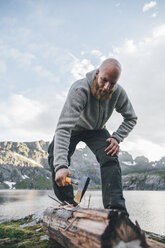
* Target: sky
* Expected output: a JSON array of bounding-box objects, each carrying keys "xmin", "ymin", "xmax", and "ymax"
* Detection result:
[{"xmin": 0, "ymin": 0, "xmax": 165, "ymax": 161}]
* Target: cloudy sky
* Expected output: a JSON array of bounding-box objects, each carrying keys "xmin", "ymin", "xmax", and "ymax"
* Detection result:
[{"xmin": 0, "ymin": 0, "xmax": 165, "ymax": 161}]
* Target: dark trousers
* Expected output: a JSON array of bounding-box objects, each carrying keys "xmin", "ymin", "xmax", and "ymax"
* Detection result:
[{"xmin": 48, "ymin": 128, "xmax": 128, "ymax": 214}]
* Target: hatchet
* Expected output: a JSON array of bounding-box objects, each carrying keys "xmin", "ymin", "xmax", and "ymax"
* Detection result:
[{"xmin": 65, "ymin": 176, "xmax": 90, "ymax": 204}]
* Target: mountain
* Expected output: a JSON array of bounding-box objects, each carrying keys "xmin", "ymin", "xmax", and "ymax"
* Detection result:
[
  {"xmin": 0, "ymin": 141, "xmax": 51, "ymax": 189},
  {"xmin": 0, "ymin": 141, "xmax": 165, "ymax": 190}
]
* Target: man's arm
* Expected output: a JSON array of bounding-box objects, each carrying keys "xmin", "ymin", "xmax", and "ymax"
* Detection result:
[
  {"xmin": 111, "ymin": 87, "xmax": 137, "ymax": 143},
  {"xmin": 54, "ymin": 86, "xmax": 87, "ymax": 173}
]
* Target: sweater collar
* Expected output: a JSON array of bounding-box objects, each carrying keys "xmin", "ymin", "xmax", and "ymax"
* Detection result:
[{"xmin": 86, "ymin": 69, "xmax": 97, "ymax": 88}]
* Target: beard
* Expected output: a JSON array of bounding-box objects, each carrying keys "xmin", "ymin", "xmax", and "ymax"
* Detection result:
[{"xmin": 91, "ymin": 79, "xmax": 114, "ymax": 101}]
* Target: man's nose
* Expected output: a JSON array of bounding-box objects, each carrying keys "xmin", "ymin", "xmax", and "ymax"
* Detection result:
[{"xmin": 104, "ymin": 82, "xmax": 110, "ymax": 90}]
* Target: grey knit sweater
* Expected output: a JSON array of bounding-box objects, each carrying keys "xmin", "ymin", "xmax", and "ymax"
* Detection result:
[{"xmin": 53, "ymin": 70, "xmax": 137, "ymax": 172}]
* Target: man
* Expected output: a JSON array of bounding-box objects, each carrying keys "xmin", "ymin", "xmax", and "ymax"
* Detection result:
[{"xmin": 48, "ymin": 58, "xmax": 137, "ymax": 215}]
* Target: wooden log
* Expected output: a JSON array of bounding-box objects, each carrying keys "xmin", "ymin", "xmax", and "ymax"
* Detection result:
[{"xmin": 43, "ymin": 206, "xmax": 164, "ymax": 248}]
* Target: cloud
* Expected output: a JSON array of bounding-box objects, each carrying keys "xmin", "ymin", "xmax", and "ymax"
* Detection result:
[
  {"xmin": 0, "ymin": 94, "xmax": 43, "ymax": 128},
  {"xmin": 113, "ymin": 39, "xmax": 137, "ymax": 55},
  {"xmin": 0, "ymin": 93, "xmax": 67, "ymax": 141},
  {"xmin": 0, "ymin": 42, "xmax": 35, "ymax": 67},
  {"xmin": 142, "ymin": 1, "xmax": 157, "ymax": 12},
  {"xmin": 68, "ymin": 52, "xmax": 94, "ymax": 80},
  {"xmin": 91, "ymin": 50, "xmax": 103, "ymax": 57},
  {"xmin": 104, "ymin": 23, "xmax": 165, "ymax": 151},
  {"xmin": 10, "ymin": 48, "xmax": 36, "ymax": 67},
  {"xmin": 33, "ymin": 64, "xmax": 59, "ymax": 83},
  {"xmin": 91, "ymin": 50, "xmax": 106, "ymax": 62},
  {"xmin": 0, "ymin": 94, "xmax": 50, "ymax": 141},
  {"xmin": 153, "ymin": 24, "xmax": 165, "ymax": 39},
  {"xmin": 152, "ymin": 12, "xmax": 158, "ymax": 18},
  {"xmin": 120, "ymin": 137, "xmax": 165, "ymax": 162},
  {"xmin": 58, "ymin": 25, "xmax": 165, "ymax": 159}
]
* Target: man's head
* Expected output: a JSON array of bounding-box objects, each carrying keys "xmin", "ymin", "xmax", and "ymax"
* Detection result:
[{"xmin": 91, "ymin": 58, "xmax": 121, "ymax": 101}]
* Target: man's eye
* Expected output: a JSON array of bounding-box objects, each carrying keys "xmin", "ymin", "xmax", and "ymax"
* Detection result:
[{"xmin": 103, "ymin": 78, "xmax": 108, "ymax": 83}]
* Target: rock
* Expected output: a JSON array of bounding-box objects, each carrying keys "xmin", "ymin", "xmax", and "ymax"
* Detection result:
[
  {"xmin": 32, "ymin": 211, "xmax": 44, "ymax": 223},
  {"xmin": 135, "ymin": 156, "xmax": 149, "ymax": 164},
  {"xmin": 122, "ymin": 174, "xmax": 165, "ymax": 190},
  {"xmin": 20, "ymin": 220, "xmax": 38, "ymax": 228},
  {"xmin": 40, "ymin": 235, "xmax": 49, "ymax": 241},
  {"xmin": 145, "ymin": 175, "xmax": 165, "ymax": 190}
]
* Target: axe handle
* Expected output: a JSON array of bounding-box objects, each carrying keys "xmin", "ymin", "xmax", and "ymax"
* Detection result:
[
  {"xmin": 80, "ymin": 177, "xmax": 90, "ymax": 201},
  {"xmin": 65, "ymin": 177, "xmax": 79, "ymax": 185}
]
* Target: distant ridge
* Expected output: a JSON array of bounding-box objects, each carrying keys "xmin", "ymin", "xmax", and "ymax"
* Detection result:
[{"xmin": 0, "ymin": 141, "xmax": 165, "ymax": 190}]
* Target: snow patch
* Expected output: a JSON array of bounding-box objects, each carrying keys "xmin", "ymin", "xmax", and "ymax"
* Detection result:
[
  {"xmin": 4, "ymin": 181, "xmax": 16, "ymax": 189},
  {"xmin": 14, "ymin": 152, "xmax": 43, "ymax": 167},
  {"xmin": 122, "ymin": 161, "xmax": 136, "ymax": 166},
  {"xmin": 22, "ymin": 174, "xmax": 29, "ymax": 179}
]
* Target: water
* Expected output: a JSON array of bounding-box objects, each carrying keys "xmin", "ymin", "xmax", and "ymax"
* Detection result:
[{"xmin": 0, "ymin": 189, "xmax": 165, "ymax": 236}]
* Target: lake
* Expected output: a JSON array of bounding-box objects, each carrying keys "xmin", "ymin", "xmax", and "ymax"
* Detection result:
[{"xmin": 0, "ymin": 189, "xmax": 165, "ymax": 236}]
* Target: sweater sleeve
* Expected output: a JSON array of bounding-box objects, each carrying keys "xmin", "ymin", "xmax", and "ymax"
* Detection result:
[
  {"xmin": 111, "ymin": 87, "xmax": 137, "ymax": 143},
  {"xmin": 53, "ymin": 86, "xmax": 87, "ymax": 172}
]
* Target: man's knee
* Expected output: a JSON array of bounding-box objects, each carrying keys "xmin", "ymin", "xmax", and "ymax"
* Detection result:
[
  {"xmin": 99, "ymin": 153, "xmax": 119, "ymax": 167},
  {"xmin": 95, "ymin": 138, "xmax": 119, "ymax": 167}
]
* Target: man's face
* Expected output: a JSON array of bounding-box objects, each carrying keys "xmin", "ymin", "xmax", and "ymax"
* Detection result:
[{"xmin": 92, "ymin": 65, "xmax": 120, "ymax": 101}]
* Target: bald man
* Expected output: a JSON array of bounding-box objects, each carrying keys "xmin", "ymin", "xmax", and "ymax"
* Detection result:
[{"xmin": 48, "ymin": 58, "xmax": 137, "ymax": 215}]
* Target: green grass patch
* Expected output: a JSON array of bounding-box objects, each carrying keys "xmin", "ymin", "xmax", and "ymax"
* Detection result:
[
  {"xmin": 15, "ymin": 176, "xmax": 52, "ymax": 190},
  {"xmin": 123, "ymin": 170, "xmax": 165, "ymax": 179},
  {"xmin": 148, "ymin": 170, "xmax": 165, "ymax": 179},
  {"xmin": 0, "ymin": 217, "xmax": 61, "ymax": 248}
]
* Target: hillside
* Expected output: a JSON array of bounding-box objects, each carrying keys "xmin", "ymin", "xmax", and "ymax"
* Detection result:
[{"xmin": 0, "ymin": 141, "xmax": 165, "ymax": 190}]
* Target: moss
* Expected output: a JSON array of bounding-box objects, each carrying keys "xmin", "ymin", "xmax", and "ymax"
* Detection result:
[{"xmin": 0, "ymin": 217, "xmax": 62, "ymax": 248}]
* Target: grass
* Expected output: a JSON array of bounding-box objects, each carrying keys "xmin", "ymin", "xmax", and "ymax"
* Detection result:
[
  {"xmin": 0, "ymin": 216, "xmax": 62, "ymax": 248},
  {"xmin": 15, "ymin": 176, "xmax": 52, "ymax": 190},
  {"xmin": 148, "ymin": 170, "xmax": 165, "ymax": 179}
]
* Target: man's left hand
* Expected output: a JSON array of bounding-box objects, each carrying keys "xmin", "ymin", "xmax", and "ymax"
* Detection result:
[{"xmin": 105, "ymin": 138, "xmax": 119, "ymax": 156}]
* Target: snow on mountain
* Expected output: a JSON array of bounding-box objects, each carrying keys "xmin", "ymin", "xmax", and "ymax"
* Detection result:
[{"xmin": 14, "ymin": 152, "xmax": 43, "ymax": 168}]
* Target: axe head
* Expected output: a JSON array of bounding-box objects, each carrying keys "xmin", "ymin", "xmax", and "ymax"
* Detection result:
[
  {"xmin": 66, "ymin": 176, "xmax": 90, "ymax": 204},
  {"xmin": 74, "ymin": 177, "xmax": 90, "ymax": 204}
]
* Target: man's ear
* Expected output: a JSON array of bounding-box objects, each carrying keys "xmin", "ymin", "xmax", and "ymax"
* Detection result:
[
  {"xmin": 95, "ymin": 69, "xmax": 99, "ymax": 78},
  {"xmin": 96, "ymin": 69, "xmax": 99, "ymax": 75}
]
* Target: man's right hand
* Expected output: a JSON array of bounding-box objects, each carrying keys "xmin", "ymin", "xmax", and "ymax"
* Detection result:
[{"xmin": 55, "ymin": 168, "xmax": 71, "ymax": 187}]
